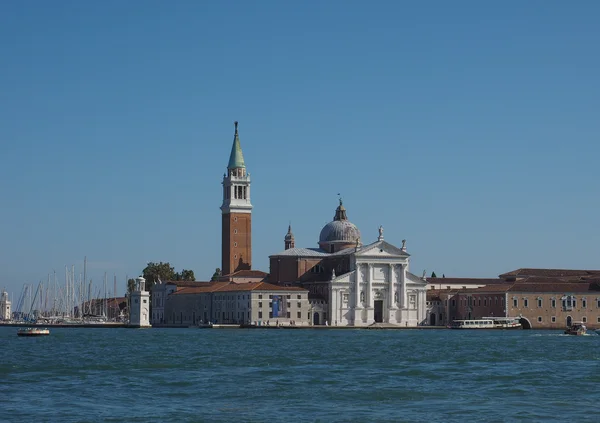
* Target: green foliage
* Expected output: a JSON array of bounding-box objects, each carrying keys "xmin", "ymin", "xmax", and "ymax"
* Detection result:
[
  {"xmin": 175, "ymin": 269, "xmax": 195, "ymax": 281},
  {"xmin": 431, "ymin": 271, "xmax": 437, "ymax": 278},
  {"xmin": 142, "ymin": 262, "xmax": 176, "ymax": 292},
  {"xmin": 211, "ymin": 268, "xmax": 222, "ymax": 281},
  {"xmin": 127, "ymin": 278, "xmax": 136, "ymax": 294}
]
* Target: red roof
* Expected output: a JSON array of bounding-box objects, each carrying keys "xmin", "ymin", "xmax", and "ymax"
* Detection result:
[
  {"xmin": 164, "ymin": 280, "xmax": 211, "ymax": 287},
  {"xmin": 427, "ymin": 278, "xmax": 509, "ymax": 285},
  {"xmin": 170, "ymin": 282, "xmax": 306, "ymax": 295},
  {"xmin": 499, "ymin": 268, "xmax": 600, "ymax": 280},
  {"xmin": 225, "ymin": 270, "xmax": 269, "ymax": 278}
]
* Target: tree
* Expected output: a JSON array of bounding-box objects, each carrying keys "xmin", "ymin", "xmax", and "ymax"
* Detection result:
[
  {"xmin": 142, "ymin": 262, "xmax": 176, "ymax": 292},
  {"xmin": 127, "ymin": 278, "xmax": 136, "ymax": 294},
  {"xmin": 442, "ymin": 274, "xmax": 445, "ymax": 278},
  {"xmin": 431, "ymin": 271, "xmax": 437, "ymax": 278},
  {"xmin": 176, "ymin": 269, "xmax": 195, "ymax": 281},
  {"xmin": 211, "ymin": 268, "xmax": 222, "ymax": 281}
]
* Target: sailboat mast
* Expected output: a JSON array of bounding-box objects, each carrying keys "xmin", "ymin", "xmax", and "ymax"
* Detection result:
[{"xmin": 104, "ymin": 272, "xmax": 107, "ymax": 317}]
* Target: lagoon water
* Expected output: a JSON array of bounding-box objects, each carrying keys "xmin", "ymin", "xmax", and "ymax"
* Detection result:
[{"xmin": 1, "ymin": 327, "xmax": 599, "ymax": 422}]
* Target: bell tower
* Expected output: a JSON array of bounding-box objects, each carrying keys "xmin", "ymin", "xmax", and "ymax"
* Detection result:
[{"xmin": 221, "ymin": 121, "xmax": 252, "ymax": 276}]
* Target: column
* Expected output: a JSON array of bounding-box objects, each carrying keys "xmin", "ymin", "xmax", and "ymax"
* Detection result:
[
  {"xmin": 388, "ymin": 263, "xmax": 397, "ymax": 324},
  {"xmin": 354, "ymin": 263, "xmax": 362, "ymax": 325},
  {"xmin": 401, "ymin": 264, "xmax": 407, "ymax": 308},
  {"xmin": 366, "ymin": 263, "xmax": 374, "ymax": 324}
]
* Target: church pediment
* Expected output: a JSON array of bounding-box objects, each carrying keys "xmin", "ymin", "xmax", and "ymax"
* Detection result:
[
  {"xmin": 354, "ymin": 240, "xmax": 409, "ymax": 258},
  {"xmin": 406, "ymin": 272, "xmax": 427, "ymax": 286}
]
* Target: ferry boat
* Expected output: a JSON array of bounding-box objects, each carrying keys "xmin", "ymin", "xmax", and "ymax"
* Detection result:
[
  {"xmin": 448, "ymin": 317, "xmax": 522, "ymax": 329},
  {"xmin": 17, "ymin": 327, "xmax": 50, "ymax": 337},
  {"xmin": 564, "ymin": 322, "xmax": 589, "ymax": 336}
]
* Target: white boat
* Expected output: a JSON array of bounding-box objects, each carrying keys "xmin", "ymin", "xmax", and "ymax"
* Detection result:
[
  {"xmin": 482, "ymin": 317, "xmax": 522, "ymax": 329},
  {"xmin": 448, "ymin": 317, "xmax": 522, "ymax": 329},
  {"xmin": 17, "ymin": 327, "xmax": 50, "ymax": 337},
  {"xmin": 564, "ymin": 322, "xmax": 589, "ymax": 336}
]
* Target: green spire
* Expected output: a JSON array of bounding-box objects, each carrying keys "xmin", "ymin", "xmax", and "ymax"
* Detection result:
[{"xmin": 227, "ymin": 121, "xmax": 246, "ymax": 169}]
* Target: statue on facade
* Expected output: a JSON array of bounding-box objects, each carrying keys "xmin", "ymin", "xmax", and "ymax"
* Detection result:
[{"xmin": 378, "ymin": 225, "xmax": 384, "ymax": 240}]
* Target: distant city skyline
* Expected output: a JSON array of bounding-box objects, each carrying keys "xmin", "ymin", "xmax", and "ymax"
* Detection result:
[{"xmin": 1, "ymin": 1, "xmax": 599, "ymax": 298}]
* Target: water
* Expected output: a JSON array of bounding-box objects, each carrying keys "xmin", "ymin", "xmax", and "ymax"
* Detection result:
[{"xmin": 1, "ymin": 327, "xmax": 599, "ymax": 422}]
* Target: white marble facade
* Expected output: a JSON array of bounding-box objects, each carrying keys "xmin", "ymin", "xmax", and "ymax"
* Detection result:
[{"xmin": 328, "ymin": 240, "xmax": 427, "ymax": 327}]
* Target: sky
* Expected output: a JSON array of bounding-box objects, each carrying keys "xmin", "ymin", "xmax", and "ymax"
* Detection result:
[{"xmin": 1, "ymin": 1, "xmax": 599, "ymax": 301}]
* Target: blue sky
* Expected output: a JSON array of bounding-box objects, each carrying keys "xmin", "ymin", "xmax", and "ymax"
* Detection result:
[{"xmin": 1, "ymin": 1, "xmax": 599, "ymax": 299}]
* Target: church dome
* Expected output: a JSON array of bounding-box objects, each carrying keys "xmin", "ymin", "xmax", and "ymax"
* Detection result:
[
  {"xmin": 319, "ymin": 220, "xmax": 361, "ymax": 244},
  {"xmin": 318, "ymin": 199, "xmax": 361, "ymax": 252}
]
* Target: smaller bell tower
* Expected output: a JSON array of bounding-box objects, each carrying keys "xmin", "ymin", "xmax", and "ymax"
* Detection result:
[
  {"xmin": 284, "ymin": 224, "xmax": 295, "ymax": 250},
  {"xmin": 129, "ymin": 276, "xmax": 151, "ymax": 328}
]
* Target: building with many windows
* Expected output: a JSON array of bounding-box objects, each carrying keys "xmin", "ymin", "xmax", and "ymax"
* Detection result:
[
  {"xmin": 163, "ymin": 281, "xmax": 309, "ymax": 326},
  {"xmin": 426, "ymin": 272, "xmax": 600, "ymax": 329}
]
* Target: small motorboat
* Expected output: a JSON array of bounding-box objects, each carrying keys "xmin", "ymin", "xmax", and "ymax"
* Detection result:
[
  {"xmin": 564, "ymin": 322, "xmax": 588, "ymax": 336},
  {"xmin": 17, "ymin": 327, "xmax": 50, "ymax": 337}
]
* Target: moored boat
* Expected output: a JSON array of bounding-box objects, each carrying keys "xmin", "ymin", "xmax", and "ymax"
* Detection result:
[
  {"xmin": 17, "ymin": 327, "xmax": 50, "ymax": 337},
  {"xmin": 448, "ymin": 317, "xmax": 522, "ymax": 329},
  {"xmin": 564, "ymin": 322, "xmax": 588, "ymax": 336}
]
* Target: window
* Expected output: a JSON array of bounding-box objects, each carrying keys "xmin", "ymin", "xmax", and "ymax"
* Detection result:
[
  {"xmin": 287, "ymin": 312, "xmax": 291, "ymax": 318},
  {"xmin": 269, "ymin": 312, "xmax": 273, "ymax": 318},
  {"xmin": 513, "ymin": 298, "xmax": 518, "ymax": 307},
  {"xmin": 258, "ymin": 294, "xmax": 263, "ymax": 299},
  {"xmin": 258, "ymin": 311, "xmax": 262, "ymax": 319},
  {"xmin": 597, "ymin": 317, "xmax": 600, "ymax": 323},
  {"xmin": 537, "ymin": 298, "xmax": 542, "ymax": 308},
  {"xmin": 269, "ymin": 295, "xmax": 273, "ymax": 299},
  {"xmin": 597, "ymin": 299, "xmax": 600, "ymax": 308},
  {"xmin": 582, "ymin": 317, "xmax": 587, "ymax": 323},
  {"xmin": 311, "ymin": 265, "xmax": 324, "ymax": 274},
  {"xmin": 143, "ymin": 299, "xmax": 147, "ymax": 303},
  {"xmin": 234, "ymin": 242, "xmax": 237, "ymax": 247},
  {"xmin": 451, "ymin": 300, "xmax": 456, "ymax": 307},
  {"xmin": 551, "ymin": 298, "xmax": 556, "ymax": 308},
  {"xmin": 297, "ymin": 295, "xmax": 301, "ymax": 299},
  {"xmin": 582, "ymin": 299, "xmax": 587, "ymax": 308},
  {"xmin": 297, "ymin": 311, "xmax": 301, "ymax": 318},
  {"xmin": 297, "ymin": 302, "xmax": 301, "ymax": 308},
  {"xmin": 287, "ymin": 295, "xmax": 291, "ymax": 300},
  {"xmin": 269, "ymin": 302, "xmax": 272, "ymax": 308},
  {"xmin": 524, "ymin": 298, "xmax": 529, "ymax": 308},
  {"xmin": 483, "ymin": 298, "xmax": 487, "ymax": 306},
  {"xmin": 563, "ymin": 296, "xmax": 575, "ymax": 310},
  {"xmin": 258, "ymin": 302, "xmax": 262, "ymax": 308},
  {"xmin": 537, "ymin": 316, "xmax": 542, "ymax": 322},
  {"xmin": 551, "ymin": 316, "xmax": 556, "ymax": 323},
  {"xmin": 234, "ymin": 229, "xmax": 238, "ymax": 234},
  {"xmin": 287, "ymin": 302, "xmax": 291, "ymax": 308}
]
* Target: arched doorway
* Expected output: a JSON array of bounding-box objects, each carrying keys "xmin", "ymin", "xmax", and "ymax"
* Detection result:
[
  {"xmin": 566, "ymin": 315, "xmax": 572, "ymax": 327},
  {"xmin": 430, "ymin": 313, "xmax": 436, "ymax": 326},
  {"xmin": 313, "ymin": 312, "xmax": 320, "ymax": 326},
  {"xmin": 519, "ymin": 317, "xmax": 532, "ymax": 329}
]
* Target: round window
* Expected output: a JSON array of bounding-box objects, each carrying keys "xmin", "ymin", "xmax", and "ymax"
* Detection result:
[
  {"xmin": 234, "ymin": 217, "xmax": 238, "ymax": 222},
  {"xmin": 234, "ymin": 229, "xmax": 238, "ymax": 234},
  {"xmin": 234, "ymin": 242, "xmax": 237, "ymax": 247}
]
